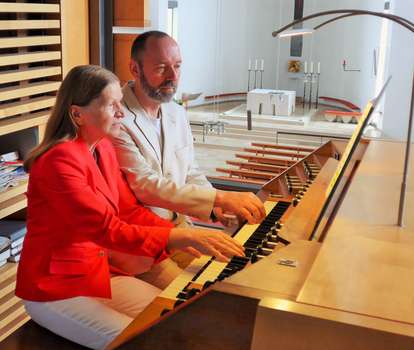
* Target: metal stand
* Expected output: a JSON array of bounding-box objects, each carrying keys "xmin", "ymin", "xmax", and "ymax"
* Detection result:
[
  {"xmin": 315, "ymin": 73, "xmax": 321, "ymax": 109},
  {"xmin": 302, "ymin": 73, "xmax": 320, "ymax": 111},
  {"xmin": 247, "ymin": 68, "xmax": 265, "ymax": 91},
  {"xmin": 308, "ymin": 75, "xmax": 313, "ymax": 110},
  {"xmin": 398, "ymin": 70, "xmax": 414, "ymax": 226},
  {"xmin": 247, "ymin": 69, "xmax": 252, "ymax": 92},
  {"xmin": 259, "ymin": 69, "xmax": 264, "ymax": 88},
  {"xmin": 253, "ymin": 69, "xmax": 257, "ymax": 89}
]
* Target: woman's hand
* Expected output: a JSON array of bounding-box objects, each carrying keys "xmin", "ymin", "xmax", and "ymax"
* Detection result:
[{"xmin": 167, "ymin": 228, "xmax": 245, "ymax": 262}]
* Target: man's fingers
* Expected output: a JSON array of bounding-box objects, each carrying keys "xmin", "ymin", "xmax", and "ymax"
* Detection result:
[{"xmin": 238, "ymin": 207, "xmax": 256, "ymax": 224}]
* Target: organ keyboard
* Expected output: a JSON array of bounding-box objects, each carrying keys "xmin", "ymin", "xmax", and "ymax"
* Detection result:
[{"xmin": 108, "ymin": 139, "xmax": 414, "ymax": 350}]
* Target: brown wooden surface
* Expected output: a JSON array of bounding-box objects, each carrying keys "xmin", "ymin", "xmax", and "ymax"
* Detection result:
[
  {"xmin": 113, "ymin": 0, "xmax": 150, "ymax": 27},
  {"xmin": 252, "ymin": 298, "xmax": 414, "ymax": 350},
  {"xmin": 207, "ymin": 175, "xmax": 265, "ymax": 185},
  {"xmin": 216, "ymin": 167, "xmax": 275, "ymax": 180},
  {"xmin": 114, "ymin": 291, "xmax": 259, "ymax": 350},
  {"xmin": 1, "ymin": 320, "xmax": 85, "ymax": 350},
  {"xmin": 0, "ymin": 35, "xmax": 60, "ymax": 49},
  {"xmin": 297, "ymin": 140, "xmax": 414, "ymax": 325},
  {"xmin": 251, "ymin": 142, "xmax": 315, "ymax": 152},
  {"xmin": 244, "ymin": 147, "xmax": 306, "ymax": 159},
  {"xmin": 226, "ymin": 160, "xmax": 287, "ymax": 173},
  {"xmin": 0, "ymin": 1, "xmax": 64, "ymax": 340},
  {"xmin": 0, "ymin": 3, "xmax": 60, "ymax": 13},
  {"xmin": 236, "ymin": 153, "xmax": 296, "ymax": 166},
  {"xmin": 0, "ymin": 51, "xmax": 61, "ymax": 67},
  {"xmin": 114, "ymin": 34, "xmax": 136, "ymax": 85},
  {"xmin": 60, "ymin": 0, "xmax": 89, "ymax": 76},
  {"xmin": 273, "ymin": 158, "xmax": 337, "ymax": 242}
]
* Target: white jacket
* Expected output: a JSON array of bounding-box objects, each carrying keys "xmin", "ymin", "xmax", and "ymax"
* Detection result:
[{"xmin": 112, "ymin": 82, "xmax": 216, "ymax": 222}]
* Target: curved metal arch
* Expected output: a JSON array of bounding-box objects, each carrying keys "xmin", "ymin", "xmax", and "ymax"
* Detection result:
[
  {"xmin": 314, "ymin": 12, "xmax": 414, "ymax": 31},
  {"xmin": 272, "ymin": 9, "xmax": 414, "ymax": 37}
]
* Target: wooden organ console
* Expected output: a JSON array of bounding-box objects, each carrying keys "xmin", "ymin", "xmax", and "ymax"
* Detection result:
[{"xmin": 108, "ymin": 138, "xmax": 414, "ymax": 350}]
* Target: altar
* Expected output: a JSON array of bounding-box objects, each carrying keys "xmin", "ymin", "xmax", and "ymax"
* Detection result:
[{"xmin": 247, "ymin": 89, "xmax": 296, "ymax": 116}]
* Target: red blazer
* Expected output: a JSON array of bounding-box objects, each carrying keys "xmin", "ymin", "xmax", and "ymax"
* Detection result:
[{"xmin": 16, "ymin": 137, "xmax": 173, "ymax": 301}]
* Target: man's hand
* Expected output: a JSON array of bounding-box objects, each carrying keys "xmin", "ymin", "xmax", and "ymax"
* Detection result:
[
  {"xmin": 214, "ymin": 190, "xmax": 266, "ymax": 225},
  {"xmin": 212, "ymin": 207, "xmax": 239, "ymax": 227}
]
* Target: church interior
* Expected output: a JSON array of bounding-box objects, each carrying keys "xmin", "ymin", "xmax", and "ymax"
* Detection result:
[{"xmin": 0, "ymin": 0, "xmax": 414, "ymax": 349}]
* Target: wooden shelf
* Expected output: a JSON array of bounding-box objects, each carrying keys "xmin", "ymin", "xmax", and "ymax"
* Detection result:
[
  {"xmin": 0, "ymin": 181, "xmax": 28, "ymax": 204},
  {"xmin": 0, "ymin": 95, "xmax": 55, "ymax": 119},
  {"xmin": 0, "ymin": 81, "xmax": 60, "ymax": 102},
  {"xmin": 0, "ymin": 248, "xmax": 28, "ymax": 344},
  {"xmin": 0, "ymin": 1, "xmax": 64, "ymax": 340},
  {"xmin": 0, "ymin": 194, "xmax": 27, "ymax": 221},
  {"xmin": 0, "ymin": 20, "xmax": 60, "ymax": 30},
  {"xmin": 0, "ymin": 51, "xmax": 61, "ymax": 67},
  {"xmin": 0, "ymin": 35, "xmax": 61, "ymax": 49},
  {"xmin": 0, "ymin": 66, "xmax": 61, "ymax": 85},
  {"xmin": 0, "ymin": 111, "xmax": 49, "ymax": 136},
  {"xmin": 0, "ymin": 2, "xmax": 59, "ymax": 13}
]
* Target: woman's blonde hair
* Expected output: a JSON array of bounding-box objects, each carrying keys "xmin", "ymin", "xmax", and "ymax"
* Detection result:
[{"xmin": 24, "ymin": 65, "xmax": 119, "ymax": 171}]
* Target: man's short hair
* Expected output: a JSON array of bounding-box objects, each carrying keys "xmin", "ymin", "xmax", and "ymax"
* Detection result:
[{"xmin": 131, "ymin": 31, "xmax": 170, "ymax": 64}]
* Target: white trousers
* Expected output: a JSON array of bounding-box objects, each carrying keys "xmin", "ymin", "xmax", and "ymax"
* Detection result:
[{"xmin": 23, "ymin": 275, "xmax": 161, "ymax": 350}]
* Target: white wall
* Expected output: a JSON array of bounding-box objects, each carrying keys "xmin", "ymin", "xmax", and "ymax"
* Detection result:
[
  {"xmin": 276, "ymin": 0, "xmax": 384, "ymax": 109},
  {"xmin": 176, "ymin": 0, "xmax": 220, "ymax": 100},
  {"xmin": 150, "ymin": 0, "xmax": 168, "ymax": 32},
  {"xmin": 176, "ymin": 0, "xmax": 281, "ymax": 103},
  {"xmin": 381, "ymin": 0, "xmax": 414, "ymax": 140},
  {"xmin": 173, "ymin": 0, "xmax": 413, "ymax": 136}
]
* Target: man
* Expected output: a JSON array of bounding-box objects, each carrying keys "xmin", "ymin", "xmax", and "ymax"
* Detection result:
[{"xmin": 112, "ymin": 31, "xmax": 265, "ymax": 238}]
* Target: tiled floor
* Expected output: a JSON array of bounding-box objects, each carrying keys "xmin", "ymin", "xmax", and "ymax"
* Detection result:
[{"xmin": 187, "ymin": 101, "xmax": 362, "ymax": 177}]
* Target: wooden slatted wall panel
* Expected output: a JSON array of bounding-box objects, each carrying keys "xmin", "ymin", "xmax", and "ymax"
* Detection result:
[{"xmin": 0, "ymin": 0, "xmax": 62, "ymax": 340}]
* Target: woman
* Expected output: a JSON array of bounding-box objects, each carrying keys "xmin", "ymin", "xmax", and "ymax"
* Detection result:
[{"xmin": 15, "ymin": 65, "xmax": 244, "ymax": 349}]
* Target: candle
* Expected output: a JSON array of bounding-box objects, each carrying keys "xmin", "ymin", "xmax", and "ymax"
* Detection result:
[
  {"xmin": 261, "ymin": 59, "xmax": 264, "ymax": 71},
  {"xmin": 317, "ymin": 62, "xmax": 321, "ymax": 74},
  {"xmin": 304, "ymin": 61, "xmax": 308, "ymax": 73},
  {"xmin": 248, "ymin": 59, "xmax": 251, "ymax": 70},
  {"xmin": 255, "ymin": 59, "xmax": 258, "ymax": 71},
  {"xmin": 310, "ymin": 61, "xmax": 314, "ymax": 73}
]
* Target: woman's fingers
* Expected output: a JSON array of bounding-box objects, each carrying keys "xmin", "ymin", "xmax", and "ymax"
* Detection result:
[{"xmin": 183, "ymin": 246, "xmax": 202, "ymax": 259}]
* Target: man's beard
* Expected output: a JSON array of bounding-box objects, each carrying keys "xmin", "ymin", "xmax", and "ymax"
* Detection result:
[{"xmin": 139, "ymin": 67, "xmax": 177, "ymax": 103}]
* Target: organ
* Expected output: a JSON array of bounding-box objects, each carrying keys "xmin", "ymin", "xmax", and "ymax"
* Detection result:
[{"xmin": 107, "ymin": 107, "xmax": 414, "ymax": 350}]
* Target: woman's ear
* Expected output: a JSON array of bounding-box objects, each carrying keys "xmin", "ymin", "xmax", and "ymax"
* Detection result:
[{"xmin": 69, "ymin": 105, "xmax": 83, "ymax": 126}]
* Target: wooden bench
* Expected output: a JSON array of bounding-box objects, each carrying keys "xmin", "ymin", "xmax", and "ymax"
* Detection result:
[
  {"xmin": 243, "ymin": 148, "xmax": 306, "ymax": 159},
  {"xmin": 324, "ymin": 110, "xmax": 362, "ymax": 123},
  {"xmin": 216, "ymin": 168, "xmax": 275, "ymax": 181},
  {"xmin": 208, "ymin": 175, "xmax": 265, "ymax": 185},
  {"xmin": 235, "ymin": 154, "xmax": 296, "ymax": 166},
  {"xmin": 250, "ymin": 142, "xmax": 315, "ymax": 153},
  {"xmin": 225, "ymin": 160, "xmax": 286, "ymax": 173}
]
